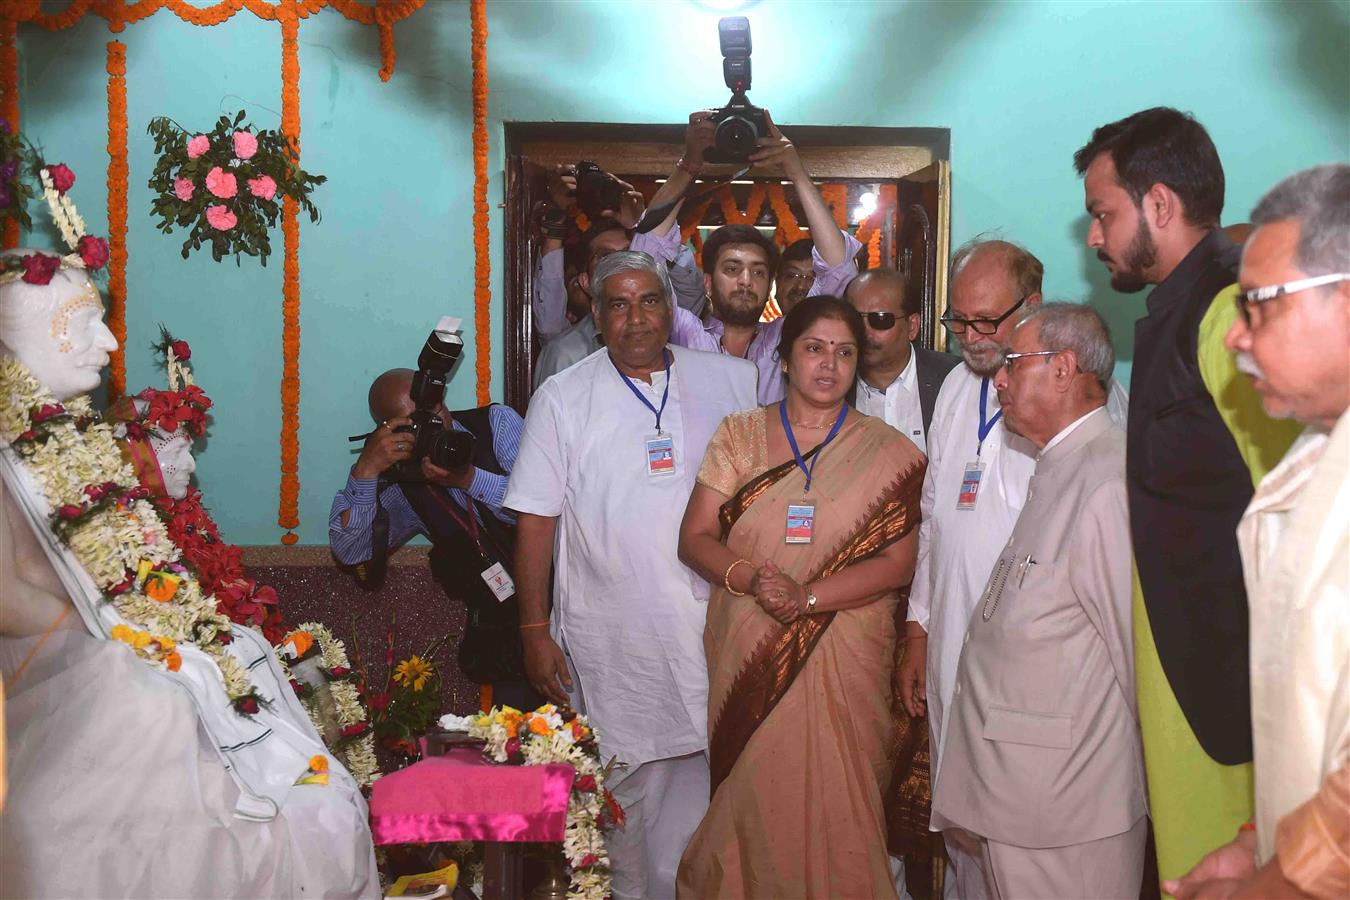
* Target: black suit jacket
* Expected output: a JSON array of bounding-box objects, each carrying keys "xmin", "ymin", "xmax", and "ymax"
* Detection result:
[{"xmin": 914, "ymin": 345, "xmax": 961, "ymax": 432}]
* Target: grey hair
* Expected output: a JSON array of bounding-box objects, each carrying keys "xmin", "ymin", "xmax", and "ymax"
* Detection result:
[
  {"xmin": 1016, "ymin": 301, "xmax": 1114, "ymax": 388},
  {"xmin": 1250, "ymin": 164, "xmax": 1350, "ymax": 277},
  {"xmin": 591, "ymin": 250, "xmax": 674, "ymax": 310},
  {"xmin": 950, "ymin": 235, "xmax": 1044, "ymax": 298}
]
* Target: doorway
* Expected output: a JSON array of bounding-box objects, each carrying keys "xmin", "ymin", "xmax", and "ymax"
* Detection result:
[{"xmin": 503, "ymin": 123, "xmax": 952, "ymax": 412}]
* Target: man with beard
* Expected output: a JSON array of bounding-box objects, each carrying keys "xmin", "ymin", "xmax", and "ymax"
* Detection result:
[
  {"xmin": 668, "ymin": 109, "xmax": 861, "ymax": 406},
  {"xmin": 846, "ymin": 267, "xmax": 959, "ymax": 453},
  {"xmin": 1074, "ymin": 107, "xmax": 1302, "ymax": 886}
]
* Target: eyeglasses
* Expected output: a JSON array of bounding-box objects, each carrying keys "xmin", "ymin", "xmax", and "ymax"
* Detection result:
[
  {"xmin": 779, "ymin": 271, "xmax": 816, "ymax": 284},
  {"xmin": 941, "ymin": 294, "xmax": 1029, "ymax": 335},
  {"xmin": 861, "ymin": 311, "xmax": 898, "ymax": 331},
  {"xmin": 1234, "ymin": 272, "xmax": 1350, "ymax": 327},
  {"xmin": 1000, "ymin": 349, "xmax": 1059, "ymax": 373}
]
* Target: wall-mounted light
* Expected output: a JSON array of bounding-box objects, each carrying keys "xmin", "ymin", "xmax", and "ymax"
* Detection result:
[{"xmin": 692, "ymin": 0, "xmax": 760, "ymax": 12}]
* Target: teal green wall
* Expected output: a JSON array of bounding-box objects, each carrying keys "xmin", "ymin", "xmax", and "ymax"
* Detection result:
[{"xmin": 17, "ymin": 0, "xmax": 1349, "ymax": 543}]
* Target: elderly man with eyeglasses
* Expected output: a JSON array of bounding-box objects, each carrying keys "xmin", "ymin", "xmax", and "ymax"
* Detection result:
[
  {"xmin": 1164, "ymin": 164, "xmax": 1350, "ymax": 900},
  {"xmin": 931, "ymin": 302, "xmax": 1148, "ymax": 899},
  {"xmin": 893, "ymin": 239, "xmax": 1128, "ymax": 897}
]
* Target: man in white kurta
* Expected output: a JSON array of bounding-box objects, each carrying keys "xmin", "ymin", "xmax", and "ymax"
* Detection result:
[{"xmin": 506, "ymin": 250, "xmax": 756, "ymax": 899}]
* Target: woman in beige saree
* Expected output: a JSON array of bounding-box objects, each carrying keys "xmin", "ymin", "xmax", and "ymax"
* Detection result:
[{"xmin": 676, "ymin": 297, "xmax": 926, "ymax": 899}]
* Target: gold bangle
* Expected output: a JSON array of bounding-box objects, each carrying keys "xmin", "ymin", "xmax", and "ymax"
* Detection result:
[
  {"xmin": 519, "ymin": 621, "xmax": 550, "ymax": 630},
  {"xmin": 724, "ymin": 558, "xmax": 752, "ymax": 596}
]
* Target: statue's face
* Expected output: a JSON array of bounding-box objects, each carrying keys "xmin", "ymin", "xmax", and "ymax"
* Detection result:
[
  {"xmin": 150, "ymin": 429, "xmax": 196, "ymax": 500},
  {"xmin": 0, "ymin": 271, "xmax": 118, "ymax": 400}
]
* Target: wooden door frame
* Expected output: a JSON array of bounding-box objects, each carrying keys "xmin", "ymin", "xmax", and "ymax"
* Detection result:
[{"xmin": 502, "ymin": 123, "xmax": 952, "ymax": 411}]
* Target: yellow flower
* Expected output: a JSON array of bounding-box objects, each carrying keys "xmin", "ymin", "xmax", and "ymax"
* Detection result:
[{"xmin": 393, "ymin": 655, "xmax": 434, "ymax": 692}]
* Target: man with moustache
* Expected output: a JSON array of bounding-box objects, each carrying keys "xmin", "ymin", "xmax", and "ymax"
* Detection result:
[
  {"xmin": 1074, "ymin": 107, "xmax": 1303, "ymax": 884},
  {"xmin": 506, "ymin": 251, "xmax": 756, "ymax": 899},
  {"xmin": 846, "ymin": 267, "xmax": 960, "ymax": 453},
  {"xmin": 1166, "ymin": 164, "xmax": 1349, "ymax": 900},
  {"xmin": 932, "ymin": 303, "xmax": 1146, "ymax": 899},
  {"xmin": 773, "ymin": 238, "xmax": 817, "ymax": 315}
]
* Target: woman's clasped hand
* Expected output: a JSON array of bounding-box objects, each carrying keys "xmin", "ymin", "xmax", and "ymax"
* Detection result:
[{"xmin": 753, "ymin": 560, "xmax": 806, "ymax": 623}]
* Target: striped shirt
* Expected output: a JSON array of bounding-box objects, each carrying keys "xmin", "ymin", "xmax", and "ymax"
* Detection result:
[{"xmin": 328, "ymin": 405, "xmax": 523, "ymax": 565}]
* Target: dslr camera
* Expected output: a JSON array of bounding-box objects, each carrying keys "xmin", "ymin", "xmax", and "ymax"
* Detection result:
[
  {"xmin": 705, "ymin": 16, "xmax": 769, "ymax": 165},
  {"xmin": 574, "ymin": 160, "xmax": 626, "ymax": 221},
  {"xmin": 385, "ymin": 317, "xmax": 475, "ymax": 481}
]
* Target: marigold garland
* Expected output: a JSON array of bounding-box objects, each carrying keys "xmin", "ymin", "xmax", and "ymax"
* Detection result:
[
  {"xmin": 470, "ymin": 0, "xmax": 490, "ymax": 406},
  {"xmin": 4, "ymin": 0, "xmax": 427, "ymax": 545},
  {"xmin": 278, "ymin": 4, "xmax": 301, "ymax": 544},
  {"xmin": 105, "ymin": 40, "xmax": 128, "ymax": 399}
]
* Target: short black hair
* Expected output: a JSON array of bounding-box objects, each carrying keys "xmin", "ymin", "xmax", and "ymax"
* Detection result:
[
  {"xmin": 701, "ymin": 223, "xmax": 780, "ymax": 274},
  {"xmin": 1073, "ymin": 107, "xmax": 1225, "ymax": 228},
  {"xmin": 580, "ymin": 216, "xmax": 630, "ymax": 265},
  {"xmin": 777, "ymin": 238, "xmax": 814, "ymax": 275},
  {"xmin": 775, "ymin": 294, "xmax": 866, "ymax": 363}
]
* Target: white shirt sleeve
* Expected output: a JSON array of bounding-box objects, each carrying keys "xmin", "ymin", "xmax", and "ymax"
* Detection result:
[
  {"xmin": 503, "ymin": 381, "xmax": 569, "ymax": 517},
  {"xmin": 531, "ymin": 248, "xmax": 569, "ymax": 342},
  {"xmin": 907, "ymin": 395, "xmax": 941, "ymax": 630}
]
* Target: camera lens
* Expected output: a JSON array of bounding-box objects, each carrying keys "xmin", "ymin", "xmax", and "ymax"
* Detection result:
[{"xmin": 716, "ymin": 116, "xmax": 760, "ymax": 159}]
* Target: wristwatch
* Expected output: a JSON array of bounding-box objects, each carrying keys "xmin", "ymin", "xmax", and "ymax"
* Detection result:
[{"xmin": 805, "ymin": 591, "xmax": 818, "ymax": 612}]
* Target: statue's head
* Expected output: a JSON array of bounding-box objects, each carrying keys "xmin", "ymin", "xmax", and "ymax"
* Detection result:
[
  {"xmin": 148, "ymin": 424, "xmax": 197, "ymax": 499},
  {"xmin": 0, "ymin": 253, "xmax": 118, "ymax": 400}
]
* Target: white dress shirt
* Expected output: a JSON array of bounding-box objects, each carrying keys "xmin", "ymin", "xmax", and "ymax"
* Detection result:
[{"xmin": 855, "ymin": 348, "xmax": 926, "ymax": 454}]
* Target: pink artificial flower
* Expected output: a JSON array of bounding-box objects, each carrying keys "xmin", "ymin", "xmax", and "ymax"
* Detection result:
[
  {"xmin": 45, "ymin": 163, "xmax": 75, "ymax": 195},
  {"xmin": 186, "ymin": 135, "xmax": 210, "ymax": 159},
  {"xmin": 205, "ymin": 205, "xmax": 237, "ymax": 231},
  {"xmin": 77, "ymin": 235, "xmax": 110, "ymax": 270},
  {"xmin": 232, "ymin": 130, "xmax": 258, "ymax": 160},
  {"xmin": 205, "ymin": 166, "xmax": 237, "ymax": 199},
  {"xmin": 173, "ymin": 177, "xmax": 195, "ymax": 201},
  {"xmin": 247, "ymin": 175, "xmax": 277, "ymax": 201}
]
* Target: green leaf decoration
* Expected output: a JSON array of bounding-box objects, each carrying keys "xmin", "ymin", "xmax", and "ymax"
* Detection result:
[{"xmin": 146, "ymin": 113, "xmax": 326, "ymax": 266}]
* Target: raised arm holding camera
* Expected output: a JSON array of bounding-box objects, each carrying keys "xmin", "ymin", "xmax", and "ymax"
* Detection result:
[{"xmin": 329, "ymin": 323, "xmax": 540, "ymax": 712}]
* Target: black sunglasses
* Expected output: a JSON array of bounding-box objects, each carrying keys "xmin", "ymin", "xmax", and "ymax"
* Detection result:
[
  {"xmin": 940, "ymin": 294, "xmax": 1029, "ymax": 335},
  {"xmin": 861, "ymin": 311, "xmax": 899, "ymax": 331}
]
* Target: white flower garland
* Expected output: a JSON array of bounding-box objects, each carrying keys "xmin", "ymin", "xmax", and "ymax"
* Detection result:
[
  {"xmin": 38, "ymin": 168, "xmax": 91, "ymax": 269},
  {"xmin": 468, "ymin": 705, "xmax": 617, "ymax": 900},
  {"xmin": 290, "ymin": 621, "xmax": 380, "ymax": 787},
  {"xmin": 0, "ymin": 358, "xmax": 259, "ymax": 709}
]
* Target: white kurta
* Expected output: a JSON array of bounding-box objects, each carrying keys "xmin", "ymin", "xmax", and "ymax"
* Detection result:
[
  {"xmin": 908, "ymin": 365, "xmax": 1037, "ymax": 781},
  {"xmin": 504, "ymin": 344, "xmax": 757, "ymax": 769}
]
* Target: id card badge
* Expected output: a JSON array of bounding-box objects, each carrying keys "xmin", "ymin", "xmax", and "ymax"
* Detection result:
[
  {"xmin": 786, "ymin": 502, "xmax": 816, "ymax": 544},
  {"xmin": 645, "ymin": 433, "xmax": 676, "ymax": 477},
  {"xmin": 957, "ymin": 461, "xmax": 985, "ymax": 510},
  {"xmin": 480, "ymin": 562, "xmax": 516, "ymax": 602}
]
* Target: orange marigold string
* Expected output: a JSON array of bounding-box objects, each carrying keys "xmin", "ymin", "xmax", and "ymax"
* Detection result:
[
  {"xmin": 470, "ymin": 0, "xmax": 490, "ymax": 405},
  {"xmin": 278, "ymin": 1, "xmax": 301, "ymax": 545},
  {"xmin": 106, "ymin": 40, "xmax": 128, "ymax": 399},
  {"xmin": 868, "ymin": 229, "xmax": 882, "ymax": 270},
  {"xmin": 766, "ymin": 183, "xmax": 805, "ymax": 246},
  {"xmin": 0, "ymin": 16, "xmax": 17, "ymax": 249}
]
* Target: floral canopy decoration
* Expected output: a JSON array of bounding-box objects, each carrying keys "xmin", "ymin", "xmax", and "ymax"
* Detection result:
[{"xmin": 147, "ymin": 111, "xmax": 325, "ymax": 265}]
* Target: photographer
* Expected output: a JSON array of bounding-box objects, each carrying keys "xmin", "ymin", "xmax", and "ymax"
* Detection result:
[
  {"xmin": 530, "ymin": 115, "xmax": 715, "ymax": 345},
  {"xmin": 664, "ymin": 107, "xmax": 863, "ymax": 405},
  {"xmin": 328, "ymin": 368, "xmax": 540, "ymax": 712}
]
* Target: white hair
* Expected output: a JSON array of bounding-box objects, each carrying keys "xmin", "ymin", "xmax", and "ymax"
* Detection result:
[
  {"xmin": 591, "ymin": 250, "xmax": 675, "ymax": 310},
  {"xmin": 1017, "ymin": 302, "xmax": 1115, "ymax": 388}
]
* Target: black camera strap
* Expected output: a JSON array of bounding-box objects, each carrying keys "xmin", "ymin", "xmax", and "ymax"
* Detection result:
[
  {"xmin": 633, "ymin": 164, "xmax": 751, "ymax": 234},
  {"xmin": 352, "ymin": 477, "xmax": 395, "ymax": 591}
]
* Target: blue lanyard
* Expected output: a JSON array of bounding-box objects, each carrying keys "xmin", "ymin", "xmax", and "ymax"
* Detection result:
[
  {"xmin": 977, "ymin": 377, "xmax": 1002, "ymax": 456},
  {"xmin": 614, "ymin": 349, "xmax": 671, "ymax": 433},
  {"xmin": 779, "ymin": 401, "xmax": 849, "ymax": 494}
]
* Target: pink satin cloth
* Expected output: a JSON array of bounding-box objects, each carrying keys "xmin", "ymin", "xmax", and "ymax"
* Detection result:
[{"xmin": 369, "ymin": 747, "xmax": 574, "ymax": 845}]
